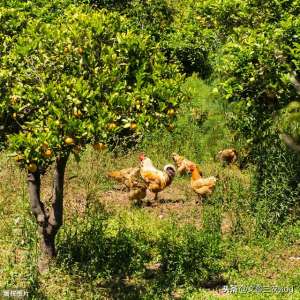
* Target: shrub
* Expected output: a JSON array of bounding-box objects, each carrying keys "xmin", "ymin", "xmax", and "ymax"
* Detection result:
[
  {"xmin": 58, "ymin": 211, "xmax": 151, "ymax": 278},
  {"xmin": 157, "ymin": 223, "xmax": 223, "ymax": 289},
  {"xmin": 214, "ymin": 1, "xmax": 300, "ymax": 230}
]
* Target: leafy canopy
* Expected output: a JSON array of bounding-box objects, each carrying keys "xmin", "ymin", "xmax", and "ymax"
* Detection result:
[{"xmin": 0, "ymin": 5, "xmax": 186, "ymax": 170}]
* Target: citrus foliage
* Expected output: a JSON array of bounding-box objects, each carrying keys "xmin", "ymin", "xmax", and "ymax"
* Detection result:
[
  {"xmin": 149, "ymin": 0, "xmax": 300, "ymax": 229},
  {"xmin": 210, "ymin": 0, "xmax": 300, "ymax": 228},
  {"xmin": 0, "ymin": 4, "xmax": 186, "ymax": 171},
  {"xmin": 1, "ymin": 1, "xmax": 300, "ymax": 295},
  {"xmin": 218, "ymin": 15, "xmax": 300, "ymax": 147},
  {"xmin": 120, "ymin": 0, "xmax": 217, "ymax": 78}
]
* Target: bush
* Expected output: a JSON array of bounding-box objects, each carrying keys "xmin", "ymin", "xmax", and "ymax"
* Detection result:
[
  {"xmin": 160, "ymin": 1, "xmax": 219, "ymax": 77},
  {"xmin": 214, "ymin": 1, "xmax": 300, "ymax": 230},
  {"xmin": 162, "ymin": 29, "xmax": 214, "ymax": 78},
  {"xmin": 157, "ymin": 223, "xmax": 223, "ymax": 289},
  {"xmin": 253, "ymin": 137, "xmax": 300, "ymax": 233},
  {"xmin": 58, "ymin": 208, "xmax": 224, "ymax": 292},
  {"xmin": 58, "ymin": 210, "xmax": 151, "ymax": 279},
  {"xmin": 126, "ymin": 0, "xmax": 174, "ymax": 41}
]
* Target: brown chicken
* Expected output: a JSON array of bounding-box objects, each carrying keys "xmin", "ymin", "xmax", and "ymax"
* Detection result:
[
  {"xmin": 128, "ymin": 188, "xmax": 147, "ymax": 206},
  {"xmin": 107, "ymin": 167, "xmax": 147, "ymax": 203},
  {"xmin": 217, "ymin": 148, "xmax": 237, "ymax": 165},
  {"xmin": 107, "ymin": 167, "xmax": 140, "ymax": 189},
  {"xmin": 188, "ymin": 164, "xmax": 217, "ymax": 203},
  {"xmin": 139, "ymin": 154, "xmax": 176, "ymax": 201},
  {"xmin": 172, "ymin": 153, "xmax": 201, "ymax": 176}
]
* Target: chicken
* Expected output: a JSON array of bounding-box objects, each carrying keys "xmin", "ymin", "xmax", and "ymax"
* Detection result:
[
  {"xmin": 188, "ymin": 164, "xmax": 217, "ymax": 203},
  {"xmin": 139, "ymin": 154, "xmax": 176, "ymax": 201},
  {"xmin": 216, "ymin": 148, "xmax": 237, "ymax": 165},
  {"xmin": 172, "ymin": 153, "xmax": 201, "ymax": 176},
  {"xmin": 107, "ymin": 167, "xmax": 140, "ymax": 189},
  {"xmin": 107, "ymin": 167, "xmax": 147, "ymax": 204},
  {"xmin": 128, "ymin": 187, "xmax": 147, "ymax": 201}
]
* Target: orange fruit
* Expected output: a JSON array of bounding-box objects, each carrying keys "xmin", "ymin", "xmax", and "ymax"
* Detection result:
[
  {"xmin": 64, "ymin": 137, "xmax": 75, "ymax": 145},
  {"xmin": 14, "ymin": 154, "xmax": 24, "ymax": 162},
  {"xmin": 28, "ymin": 163, "xmax": 38, "ymax": 173},
  {"xmin": 167, "ymin": 109, "xmax": 175, "ymax": 116},
  {"xmin": 11, "ymin": 95, "xmax": 18, "ymax": 104},
  {"xmin": 42, "ymin": 148, "xmax": 52, "ymax": 158},
  {"xmin": 74, "ymin": 109, "xmax": 82, "ymax": 117},
  {"xmin": 108, "ymin": 123, "xmax": 117, "ymax": 130},
  {"xmin": 130, "ymin": 123, "xmax": 137, "ymax": 130}
]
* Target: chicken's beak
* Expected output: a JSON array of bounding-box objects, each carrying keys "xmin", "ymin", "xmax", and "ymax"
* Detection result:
[{"xmin": 189, "ymin": 165, "xmax": 195, "ymax": 173}]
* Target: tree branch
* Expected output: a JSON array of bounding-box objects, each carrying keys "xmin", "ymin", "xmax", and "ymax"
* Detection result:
[
  {"xmin": 27, "ymin": 152, "xmax": 70, "ymax": 266},
  {"xmin": 27, "ymin": 171, "xmax": 47, "ymax": 225},
  {"xmin": 47, "ymin": 153, "xmax": 69, "ymax": 236}
]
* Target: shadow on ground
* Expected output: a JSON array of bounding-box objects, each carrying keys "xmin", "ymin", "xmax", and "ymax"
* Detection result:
[{"xmin": 56, "ymin": 204, "xmax": 226, "ymax": 299}]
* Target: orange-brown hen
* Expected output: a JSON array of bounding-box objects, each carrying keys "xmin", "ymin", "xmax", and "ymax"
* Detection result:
[
  {"xmin": 172, "ymin": 153, "xmax": 201, "ymax": 176},
  {"xmin": 217, "ymin": 148, "xmax": 237, "ymax": 165},
  {"xmin": 188, "ymin": 164, "xmax": 217, "ymax": 203}
]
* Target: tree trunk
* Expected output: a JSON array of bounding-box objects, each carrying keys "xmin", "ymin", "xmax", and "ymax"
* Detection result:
[{"xmin": 27, "ymin": 153, "xmax": 69, "ymax": 272}]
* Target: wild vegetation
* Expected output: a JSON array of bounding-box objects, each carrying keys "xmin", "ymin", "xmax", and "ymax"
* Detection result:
[{"xmin": 0, "ymin": 0, "xmax": 299, "ymax": 299}]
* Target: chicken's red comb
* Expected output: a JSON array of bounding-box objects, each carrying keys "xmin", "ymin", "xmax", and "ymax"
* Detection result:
[{"xmin": 139, "ymin": 153, "xmax": 145, "ymax": 161}]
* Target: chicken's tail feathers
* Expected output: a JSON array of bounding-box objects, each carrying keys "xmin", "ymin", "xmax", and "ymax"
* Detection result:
[
  {"xmin": 172, "ymin": 152, "xmax": 184, "ymax": 162},
  {"xmin": 107, "ymin": 171, "xmax": 122, "ymax": 179},
  {"xmin": 171, "ymin": 152, "xmax": 179, "ymax": 159}
]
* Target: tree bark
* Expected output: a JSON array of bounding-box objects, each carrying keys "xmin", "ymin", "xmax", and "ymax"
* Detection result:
[{"xmin": 27, "ymin": 153, "xmax": 69, "ymax": 272}]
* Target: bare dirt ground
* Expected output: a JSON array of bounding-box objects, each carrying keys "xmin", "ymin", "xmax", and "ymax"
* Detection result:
[
  {"xmin": 57, "ymin": 171, "xmax": 234, "ymax": 235},
  {"xmin": 101, "ymin": 187, "xmax": 204, "ymax": 226}
]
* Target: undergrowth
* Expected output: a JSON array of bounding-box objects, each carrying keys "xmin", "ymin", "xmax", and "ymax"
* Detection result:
[{"xmin": 0, "ymin": 77, "xmax": 299, "ymax": 299}]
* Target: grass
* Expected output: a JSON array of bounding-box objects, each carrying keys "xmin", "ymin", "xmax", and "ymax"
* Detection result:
[{"xmin": 0, "ymin": 76, "xmax": 299, "ymax": 299}]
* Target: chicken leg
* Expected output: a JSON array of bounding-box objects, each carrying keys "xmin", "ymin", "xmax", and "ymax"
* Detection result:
[{"xmin": 195, "ymin": 195, "xmax": 203, "ymax": 205}]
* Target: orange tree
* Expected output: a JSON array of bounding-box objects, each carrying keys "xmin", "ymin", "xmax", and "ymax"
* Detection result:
[
  {"xmin": 212, "ymin": 0, "xmax": 300, "ymax": 231},
  {"xmin": 0, "ymin": 6, "xmax": 186, "ymax": 265}
]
